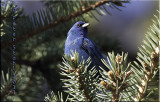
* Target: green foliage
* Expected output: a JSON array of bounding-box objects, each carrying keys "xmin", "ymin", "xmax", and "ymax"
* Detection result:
[
  {"xmin": 16, "ymin": 66, "xmax": 46, "ymax": 101},
  {"xmin": 1, "ymin": 69, "xmax": 13, "ymax": 100},
  {"xmin": 131, "ymin": 14, "xmax": 159, "ymax": 101},
  {"xmin": 59, "ymin": 51, "xmax": 98, "ymax": 101},
  {"xmin": 1, "ymin": 0, "xmax": 23, "ymax": 37},
  {"xmin": 44, "ymin": 91, "xmax": 69, "ymax": 102},
  {"xmin": 97, "ymin": 52, "xmax": 134, "ymax": 101},
  {"xmin": 1, "ymin": 69, "xmax": 22, "ymax": 101}
]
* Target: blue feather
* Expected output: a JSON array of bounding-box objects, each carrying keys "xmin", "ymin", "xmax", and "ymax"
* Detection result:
[{"xmin": 65, "ymin": 21, "xmax": 109, "ymax": 73}]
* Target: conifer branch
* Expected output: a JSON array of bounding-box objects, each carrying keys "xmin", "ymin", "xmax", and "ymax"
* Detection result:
[
  {"xmin": 1, "ymin": 70, "xmax": 20, "ymax": 100},
  {"xmin": 78, "ymin": 73, "xmax": 92, "ymax": 101},
  {"xmin": 133, "ymin": 48, "xmax": 159, "ymax": 101},
  {"xmin": 132, "ymin": 14, "xmax": 159, "ymax": 101},
  {"xmin": 1, "ymin": 0, "xmax": 126, "ymax": 48},
  {"xmin": 44, "ymin": 91, "xmax": 69, "ymax": 102},
  {"xmin": 1, "ymin": 82, "xmax": 12, "ymax": 101},
  {"xmin": 60, "ymin": 51, "xmax": 97, "ymax": 101},
  {"xmin": 99, "ymin": 52, "xmax": 133, "ymax": 102},
  {"xmin": 1, "ymin": 0, "xmax": 23, "ymax": 23}
]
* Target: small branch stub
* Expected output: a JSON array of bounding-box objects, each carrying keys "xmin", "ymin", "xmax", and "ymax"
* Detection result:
[
  {"xmin": 75, "ymin": 69, "xmax": 80, "ymax": 76},
  {"xmin": 71, "ymin": 56, "xmax": 75, "ymax": 62},
  {"xmin": 115, "ymin": 55, "xmax": 123, "ymax": 64},
  {"xmin": 100, "ymin": 80, "xmax": 107, "ymax": 87},
  {"xmin": 108, "ymin": 70, "xmax": 114, "ymax": 80}
]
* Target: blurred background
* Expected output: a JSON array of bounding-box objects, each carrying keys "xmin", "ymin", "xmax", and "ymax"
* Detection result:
[{"xmin": 1, "ymin": 0, "xmax": 159, "ymax": 101}]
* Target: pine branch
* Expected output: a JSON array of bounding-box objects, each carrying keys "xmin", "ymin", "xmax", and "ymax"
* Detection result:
[
  {"xmin": 1, "ymin": 0, "xmax": 23, "ymax": 24},
  {"xmin": 1, "ymin": 70, "xmax": 12, "ymax": 100},
  {"xmin": 1, "ymin": 81, "xmax": 12, "ymax": 101},
  {"xmin": 1, "ymin": 70, "xmax": 21, "ymax": 101},
  {"xmin": 44, "ymin": 91, "xmax": 69, "ymax": 102},
  {"xmin": 59, "ymin": 51, "xmax": 98, "ymax": 101},
  {"xmin": 1, "ymin": 0, "xmax": 128, "ymax": 49},
  {"xmin": 132, "ymin": 14, "xmax": 159, "ymax": 101},
  {"xmin": 97, "ymin": 13, "xmax": 159, "ymax": 102},
  {"xmin": 78, "ymin": 72, "xmax": 92, "ymax": 101},
  {"xmin": 1, "ymin": 0, "xmax": 23, "ymax": 37},
  {"xmin": 98, "ymin": 52, "xmax": 134, "ymax": 102}
]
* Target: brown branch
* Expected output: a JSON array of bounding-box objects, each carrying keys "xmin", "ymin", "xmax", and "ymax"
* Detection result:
[
  {"xmin": 74, "ymin": 68, "xmax": 92, "ymax": 101},
  {"xmin": 1, "ymin": 0, "xmax": 112, "ymax": 49},
  {"xmin": 78, "ymin": 76, "xmax": 92, "ymax": 101},
  {"xmin": 112, "ymin": 92, "xmax": 120, "ymax": 102}
]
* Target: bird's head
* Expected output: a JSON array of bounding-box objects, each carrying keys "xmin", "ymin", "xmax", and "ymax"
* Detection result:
[{"xmin": 67, "ymin": 21, "xmax": 89, "ymax": 38}]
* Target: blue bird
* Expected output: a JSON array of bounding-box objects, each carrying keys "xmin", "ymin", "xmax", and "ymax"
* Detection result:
[{"xmin": 65, "ymin": 21, "xmax": 109, "ymax": 73}]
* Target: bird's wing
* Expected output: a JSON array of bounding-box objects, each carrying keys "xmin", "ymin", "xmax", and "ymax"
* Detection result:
[{"xmin": 81, "ymin": 38, "xmax": 109, "ymax": 71}]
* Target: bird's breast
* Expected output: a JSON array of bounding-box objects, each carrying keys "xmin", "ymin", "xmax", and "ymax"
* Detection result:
[{"xmin": 65, "ymin": 38, "xmax": 89, "ymax": 61}]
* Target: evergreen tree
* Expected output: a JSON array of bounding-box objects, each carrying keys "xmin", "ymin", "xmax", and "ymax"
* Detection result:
[{"xmin": 1, "ymin": 0, "xmax": 159, "ymax": 101}]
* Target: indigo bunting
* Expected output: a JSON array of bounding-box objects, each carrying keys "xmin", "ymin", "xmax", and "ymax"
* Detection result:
[{"xmin": 65, "ymin": 21, "xmax": 109, "ymax": 72}]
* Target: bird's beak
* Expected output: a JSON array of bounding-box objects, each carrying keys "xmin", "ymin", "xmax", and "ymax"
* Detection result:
[{"xmin": 82, "ymin": 23, "xmax": 89, "ymax": 28}]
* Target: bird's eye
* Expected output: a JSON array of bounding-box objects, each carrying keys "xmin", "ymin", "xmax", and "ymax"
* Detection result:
[
  {"xmin": 77, "ymin": 23, "xmax": 83, "ymax": 27},
  {"xmin": 77, "ymin": 24, "xmax": 81, "ymax": 27}
]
